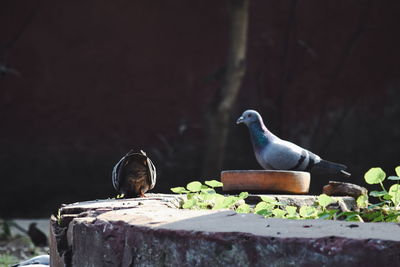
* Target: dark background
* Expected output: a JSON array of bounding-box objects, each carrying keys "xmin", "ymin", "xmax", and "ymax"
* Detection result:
[{"xmin": 1, "ymin": 0, "xmax": 399, "ymax": 218}]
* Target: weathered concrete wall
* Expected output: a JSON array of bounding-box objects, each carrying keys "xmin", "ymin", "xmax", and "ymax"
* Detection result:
[{"xmin": 50, "ymin": 195, "xmax": 400, "ymax": 267}]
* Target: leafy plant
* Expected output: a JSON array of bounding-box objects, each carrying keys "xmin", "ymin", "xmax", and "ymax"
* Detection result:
[
  {"xmin": 0, "ymin": 220, "xmax": 12, "ymax": 240},
  {"xmin": 356, "ymin": 166, "xmax": 400, "ymax": 222},
  {"xmin": 171, "ymin": 180, "xmax": 248, "ymax": 210},
  {"xmin": 170, "ymin": 166, "xmax": 400, "ymax": 223},
  {"xmin": 0, "ymin": 253, "xmax": 18, "ymax": 266}
]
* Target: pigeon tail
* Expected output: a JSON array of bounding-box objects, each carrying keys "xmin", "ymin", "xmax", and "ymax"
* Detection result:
[{"xmin": 311, "ymin": 160, "xmax": 351, "ymax": 178}]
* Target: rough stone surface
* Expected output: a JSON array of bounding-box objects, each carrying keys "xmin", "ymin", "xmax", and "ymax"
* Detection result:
[
  {"xmin": 323, "ymin": 181, "xmax": 368, "ymax": 199},
  {"xmin": 50, "ymin": 194, "xmax": 400, "ymax": 267}
]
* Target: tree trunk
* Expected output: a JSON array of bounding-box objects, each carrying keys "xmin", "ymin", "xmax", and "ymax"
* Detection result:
[{"xmin": 202, "ymin": 0, "xmax": 249, "ymax": 179}]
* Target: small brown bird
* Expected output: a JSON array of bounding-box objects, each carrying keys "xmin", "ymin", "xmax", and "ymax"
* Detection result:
[
  {"xmin": 112, "ymin": 150, "xmax": 156, "ymax": 198},
  {"xmin": 27, "ymin": 223, "xmax": 48, "ymax": 247}
]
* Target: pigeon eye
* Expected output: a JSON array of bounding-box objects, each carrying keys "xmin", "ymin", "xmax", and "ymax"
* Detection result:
[{"xmin": 247, "ymin": 114, "xmax": 252, "ymax": 118}]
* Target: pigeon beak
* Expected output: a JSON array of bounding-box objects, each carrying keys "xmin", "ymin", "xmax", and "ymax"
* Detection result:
[{"xmin": 236, "ymin": 116, "xmax": 244, "ymax": 124}]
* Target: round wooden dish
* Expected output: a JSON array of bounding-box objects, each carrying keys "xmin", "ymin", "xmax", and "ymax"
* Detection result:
[{"xmin": 221, "ymin": 170, "xmax": 310, "ymax": 194}]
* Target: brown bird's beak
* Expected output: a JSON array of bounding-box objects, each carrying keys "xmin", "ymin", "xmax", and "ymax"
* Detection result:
[{"xmin": 236, "ymin": 116, "xmax": 244, "ymax": 124}]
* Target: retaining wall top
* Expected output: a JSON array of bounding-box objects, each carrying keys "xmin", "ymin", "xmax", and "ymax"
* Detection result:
[{"xmin": 50, "ymin": 194, "xmax": 400, "ymax": 267}]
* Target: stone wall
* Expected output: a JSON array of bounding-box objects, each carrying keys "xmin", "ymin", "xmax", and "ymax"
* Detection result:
[{"xmin": 50, "ymin": 195, "xmax": 400, "ymax": 267}]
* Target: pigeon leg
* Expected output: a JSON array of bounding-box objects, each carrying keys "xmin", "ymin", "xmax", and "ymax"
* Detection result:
[{"xmin": 139, "ymin": 188, "xmax": 147, "ymax": 198}]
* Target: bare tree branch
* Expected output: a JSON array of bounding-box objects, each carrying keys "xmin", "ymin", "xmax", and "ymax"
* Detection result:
[{"xmin": 202, "ymin": 0, "xmax": 250, "ymax": 178}]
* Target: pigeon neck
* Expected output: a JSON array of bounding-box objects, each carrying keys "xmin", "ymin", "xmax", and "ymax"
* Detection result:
[{"xmin": 248, "ymin": 121, "xmax": 274, "ymax": 149}]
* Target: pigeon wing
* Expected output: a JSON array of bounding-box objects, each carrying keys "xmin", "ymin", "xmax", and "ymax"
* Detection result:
[{"xmin": 261, "ymin": 140, "xmax": 314, "ymax": 170}]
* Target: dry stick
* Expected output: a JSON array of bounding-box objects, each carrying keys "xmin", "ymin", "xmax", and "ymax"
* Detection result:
[
  {"xmin": 9, "ymin": 221, "xmax": 28, "ymax": 234},
  {"xmin": 202, "ymin": 0, "xmax": 250, "ymax": 178},
  {"xmin": 310, "ymin": 0, "xmax": 372, "ymax": 148}
]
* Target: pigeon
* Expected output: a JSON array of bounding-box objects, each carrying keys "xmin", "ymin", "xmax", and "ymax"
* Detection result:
[
  {"xmin": 112, "ymin": 150, "xmax": 156, "ymax": 197},
  {"xmin": 11, "ymin": 255, "xmax": 49, "ymax": 266},
  {"xmin": 27, "ymin": 223, "xmax": 48, "ymax": 247},
  {"xmin": 236, "ymin": 110, "xmax": 351, "ymax": 178}
]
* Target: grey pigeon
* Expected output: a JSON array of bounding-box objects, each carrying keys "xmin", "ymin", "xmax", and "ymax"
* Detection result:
[
  {"xmin": 236, "ymin": 110, "xmax": 350, "ymax": 178},
  {"xmin": 112, "ymin": 150, "xmax": 156, "ymax": 197},
  {"xmin": 11, "ymin": 255, "xmax": 49, "ymax": 266}
]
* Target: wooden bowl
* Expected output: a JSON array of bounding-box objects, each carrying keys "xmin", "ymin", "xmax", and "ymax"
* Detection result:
[{"xmin": 221, "ymin": 170, "xmax": 310, "ymax": 194}]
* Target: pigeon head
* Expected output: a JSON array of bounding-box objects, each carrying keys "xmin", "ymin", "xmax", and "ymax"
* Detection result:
[{"xmin": 236, "ymin": 110, "xmax": 263, "ymax": 126}]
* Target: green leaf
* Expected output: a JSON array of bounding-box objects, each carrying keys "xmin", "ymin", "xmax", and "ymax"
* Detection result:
[
  {"xmin": 299, "ymin": 206, "xmax": 318, "ymax": 218},
  {"xmin": 369, "ymin": 190, "xmax": 387, "ymax": 197},
  {"xmin": 285, "ymin": 214, "xmax": 301, "ymax": 219},
  {"xmin": 345, "ymin": 214, "xmax": 362, "ymax": 222},
  {"xmin": 396, "ymin": 166, "xmax": 400, "ymax": 177},
  {"xmin": 317, "ymin": 211, "xmax": 331, "ymax": 220},
  {"xmin": 199, "ymin": 193, "xmax": 210, "ymax": 200},
  {"xmin": 236, "ymin": 203, "xmax": 251, "ymax": 213},
  {"xmin": 212, "ymin": 194, "xmax": 228, "ymax": 210},
  {"xmin": 186, "ymin": 192, "xmax": 195, "ymax": 199},
  {"xmin": 337, "ymin": 211, "xmax": 359, "ymax": 221},
  {"xmin": 366, "ymin": 201, "xmax": 388, "ymax": 210},
  {"xmin": 260, "ymin": 196, "xmax": 276, "ymax": 203},
  {"xmin": 362, "ymin": 211, "xmax": 381, "ymax": 221},
  {"xmin": 364, "ymin": 167, "xmax": 386, "ymax": 184},
  {"xmin": 186, "ymin": 181, "xmax": 203, "ymax": 192},
  {"xmin": 238, "ymin": 192, "xmax": 249, "ymax": 200},
  {"xmin": 318, "ymin": 209, "xmax": 339, "ymax": 220},
  {"xmin": 383, "ymin": 194, "xmax": 392, "ymax": 200},
  {"xmin": 384, "ymin": 212, "xmax": 400, "ymax": 222},
  {"xmin": 372, "ymin": 213, "xmax": 385, "ymax": 222},
  {"xmin": 205, "ymin": 180, "xmax": 223, "ymax": 188},
  {"xmin": 285, "ymin": 206, "xmax": 297, "ymax": 215},
  {"xmin": 221, "ymin": 196, "xmax": 239, "ymax": 208},
  {"xmin": 182, "ymin": 199, "xmax": 196, "ymax": 209},
  {"xmin": 318, "ymin": 194, "xmax": 334, "ymax": 209},
  {"xmin": 210, "ymin": 194, "xmax": 225, "ymax": 210},
  {"xmin": 254, "ymin": 202, "xmax": 275, "ymax": 213},
  {"xmin": 255, "ymin": 209, "xmax": 273, "ymax": 217},
  {"xmin": 284, "ymin": 206, "xmax": 299, "ymax": 219},
  {"xmin": 356, "ymin": 194, "xmax": 368, "ymax": 209},
  {"xmin": 200, "ymin": 188, "xmax": 216, "ymax": 194},
  {"xmin": 389, "ymin": 184, "xmax": 400, "ymax": 205},
  {"xmin": 388, "ymin": 176, "xmax": 400, "ymax": 181},
  {"xmin": 254, "ymin": 202, "xmax": 267, "ymax": 212},
  {"xmin": 170, "ymin": 187, "xmax": 187, "ymax": 194},
  {"xmin": 272, "ymin": 208, "xmax": 287, "ymax": 218}
]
